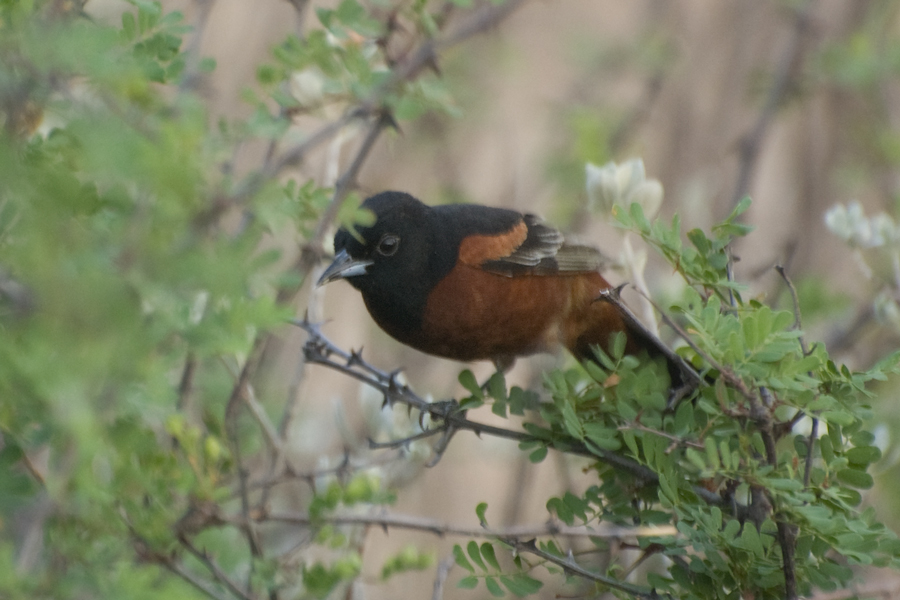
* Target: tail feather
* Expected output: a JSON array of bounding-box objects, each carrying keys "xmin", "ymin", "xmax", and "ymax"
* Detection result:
[{"xmin": 587, "ymin": 289, "xmax": 702, "ymax": 407}]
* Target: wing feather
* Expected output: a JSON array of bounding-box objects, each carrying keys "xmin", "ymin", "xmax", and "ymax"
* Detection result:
[{"xmin": 480, "ymin": 214, "xmax": 606, "ymax": 277}]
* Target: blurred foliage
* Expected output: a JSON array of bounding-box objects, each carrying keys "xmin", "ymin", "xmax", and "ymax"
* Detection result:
[{"xmin": 0, "ymin": 0, "xmax": 460, "ymax": 598}]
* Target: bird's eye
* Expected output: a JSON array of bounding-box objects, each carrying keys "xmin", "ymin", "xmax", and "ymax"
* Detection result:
[{"xmin": 376, "ymin": 234, "xmax": 400, "ymax": 256}]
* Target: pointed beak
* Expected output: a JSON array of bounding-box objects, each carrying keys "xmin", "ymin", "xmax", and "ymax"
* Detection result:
[{"xmin": 316, "ymin": 249, "xmax": 373, "ymax": 287}]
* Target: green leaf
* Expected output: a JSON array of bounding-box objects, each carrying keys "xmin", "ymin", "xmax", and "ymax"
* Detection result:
[
  {"xmin": 837, "ymin": 468, "xmax": 874, "ymax": 489},
  {"xmin": 458, "ymin": 369, "xmax": 483, "ymax": 399},
  {"xmin": 457, "ymin": 575, "xmax": 479, "ymax": 589},
  {"xmin": 481, "ymin": 543, "xmax": 501, "ymax": 571},
  {"xmin": 687, "ymin": 228, "xmax": 710, "ymax": 254},
  {"xmin": 528, "ymin": 447, "xmax": 548, "ymax": 463},
  {"xmin": 485, "ymin": 576, "xmax": 505, "ymax": 597},
  {"xmin": 735, "ymin": 525, "xmax": 764, "ymax": 557},
  {"xmin": 453, "ymin": 544, "xmax": 474, "ymax": 572},
  {"xmin": 612, "ymin": 330, "xmax": 627, "ymax": 359},
  {"xmin": 704, "ymin": 437, "xmax": 720, "ymax": 470},
  {"xmin": 583, "ymin": 423, "xmax": 620, "ymax": 451},
  {"xmin": 476, "ymin": 502, "xmax": 489, "ymax": 526},
  {"xmin": 500, "ymin": 573, "xmax": 543, "ymax": 597},
  {"xmin": 467, "ymin": 541, "xmax": 486, "ymax": 571},
  {"xmin": 845, "ymin": 445, "xmax": 881, "ymax": 466},
  {"xmin": 560, "ymin": 401, "xmax": 584, "ymax": 440},
  {"xmin": 487, "ymin": 371, "xmax": 507, "ymax": 401}
]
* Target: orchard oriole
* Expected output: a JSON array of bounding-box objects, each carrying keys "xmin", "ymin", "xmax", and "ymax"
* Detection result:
[{"xmin": 317, "ymin": 191, "xmax": 689, "ymax": 388}]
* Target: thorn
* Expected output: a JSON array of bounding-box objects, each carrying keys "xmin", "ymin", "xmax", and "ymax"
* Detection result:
[
  {"xmin": 379, "ymin": 108, "xmax": 401, "ymax": 133},
  {"xmin": 348, "ymin": 348, "xmax": 364, "ymax": 366}
]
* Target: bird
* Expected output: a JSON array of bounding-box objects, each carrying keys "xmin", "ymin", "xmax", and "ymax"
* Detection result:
[{"xmin": 317, "ymin": 191, "xmax": 684, "ymax": 381}]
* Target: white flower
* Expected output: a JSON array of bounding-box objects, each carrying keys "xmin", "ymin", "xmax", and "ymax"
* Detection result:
[
  {"xmin": 289, "ymin": 68, "xmax": 325, "ymax": 107},
  {"xmin": 585, "ymin": 158, "xmax": 663, "ymax": 219},
  {"xmin": 824, "ymin": 201, "xmax": 900, "ymax": 249},
  {"xmin": 874, "ymin": 290, "xmax": 900, "ymax": 331}
]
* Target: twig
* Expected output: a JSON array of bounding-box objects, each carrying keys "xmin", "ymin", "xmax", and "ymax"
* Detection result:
[
  {"xmin": 178, "ymin": 0, "xmax": 217, "ymax": 94},
  {"xmin": 241, "ymin": 448, "xmax": 404, "ymax": 494},
  {"xmin": 503, "ymin": 538, "xmax": 668, "ymax": 600},
  {"xmin": 257, "ymin": 509, "xmax": 677, "ymax": 540},
  {"xmin": 631, "ymin": 287, "xmax": 756, "ymax": 403},
  {"xmin": 290, "ymin": 110, "xmax": 393, "ymax": 297},
  {"xmin": 774, "ymin": 265, "xmax": 806, "ymax": 351},
  {"xmin": 751, "ymin": 385, "xmax": 797, "ymax": 600},
  {"xmin": 730, "ymin": 0, "xmax": 815, "ymax": 208},
  {"xmin": 132, "ymin": 532, "xmax": 230, "ymax": 600},
  {"xmin": 161, "ymin": 559, "xmax": 231, "ymax": 600},
  {"xmin": 775, "ymin": 264, "xmax": 819, "ymax": 489},
  {"xmin": 178, "ymin": 536, "xmax": 255, "ymax": 600},
  {"xmin": 618, "ymin": 422, "xmax": 704, "ymax": 450},
  {"xmin": 223, "ymin": 338, "xmax": 269, "ymax": 565},
  {"xmin": 243, "ymin": 381, "xmax": 285, "ymax": 456},
  {"xmin": 431, "ymin": 554, "xmax": 455, "ymax": 600},
  {"xmin": 226, "ymin": 0, "xmax": 530, "ymax": 212},
  {"xmin": 176, "ymin": 353, "xmax": 197, "ymax": 411}
]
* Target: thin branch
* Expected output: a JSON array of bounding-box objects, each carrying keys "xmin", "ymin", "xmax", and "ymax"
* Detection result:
[
  {"xmin": 291, "ymin": 110, "xmax": 394, "ymax": 296},
  {"xmin": 751, "ymin": 384, "xmax": 796, "ymax": 600},
  {"xmin": 223, "ymin": 338, "xmax": 269, "ymax": 563},
  {"xmin": 503, "ymin": 538, "xmax": 668, "ymax": 600},
  {"xmin": 775, "ymin": 264, "xmax": 819, "ymax": 490},
  {"xmin": 431, "ymin": 554, "xmax": 455, "ymax": 600},
  {"xmin": 775, "ymin": 265, "xmax": 807, "ymax": 351},
  {"xmin": 178, "ymin": 536, "xmax": 255, "ymax": 600},
  {"xmin": 132, "ymin": 533, "xmax": 230, "ymax": 600},
  {"xmin": 631, "ymin": 287, "xmax": 756, "ymax": 403},
  {"xmin": 618, "ymin": 422, "xmax": 704, "ymax": 450},
  {"xmin": 176, "ymin": 353, "xmax": 197, "ymax": 411},
  {"xmin": 226, "ymin": 0, "xmax": 530, "ymax": 210},
  {"xmin": 256, "ymin": 510, "xmax": 677, "ymax": 540},
  {"xmin": 178, "ymin": 0, "xmax": 217, "ymax": 94},
  {"xmin": 243, "ymin": 381, "xmax": 285, "ymax": 456},
  {"xmin": 730, "ymin": 0, "xmax": 815, "ymax": 208},
  {"xmin": 161, "ymin": 559, "xmax": 231, "ymax": 600}
]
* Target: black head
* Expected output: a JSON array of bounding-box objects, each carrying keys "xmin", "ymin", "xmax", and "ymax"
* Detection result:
[
  {"xmin": 317, "ymin": 191, "xmax": 454, "ymax": 338},
  {"xmin": 318, "ymin": 191, "xmax": 527, "ymax": 343},
  {"xmin": 319, "ymin": 191, "xmax": 440, "ymax": 287}
]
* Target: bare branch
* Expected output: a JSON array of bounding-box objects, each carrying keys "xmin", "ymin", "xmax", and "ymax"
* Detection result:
[
  {"xmin": 254, "ymin": 509, "xmax": 677, "ymax": 540},
  {"xmin": 503, "ymin": 538, "xmax": 668, "ymax": 600},
  {"xmin": 161, "ymin": 559, "xmax": 232, "ymax": 600},
  {"xmin": 431, "ymin": 554, "xmax": 455, "ymax": 600},
  {"xmin": 178, "ymin": 536, "xmax": 255, "ymax": 600},
  {"xmin": 730, "ymin": 0, "xmax": 815, "ymax": 208}
]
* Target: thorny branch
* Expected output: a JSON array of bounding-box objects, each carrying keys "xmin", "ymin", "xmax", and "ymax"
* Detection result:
[{"xmin": 295, "ymin": 318, "xmax": 723, "ymax": 506}]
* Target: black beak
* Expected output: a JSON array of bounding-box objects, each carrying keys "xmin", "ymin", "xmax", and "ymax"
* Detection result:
[{"xmin": 316, "ymin": 249, "xmax": 373, "ymax": 287}]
